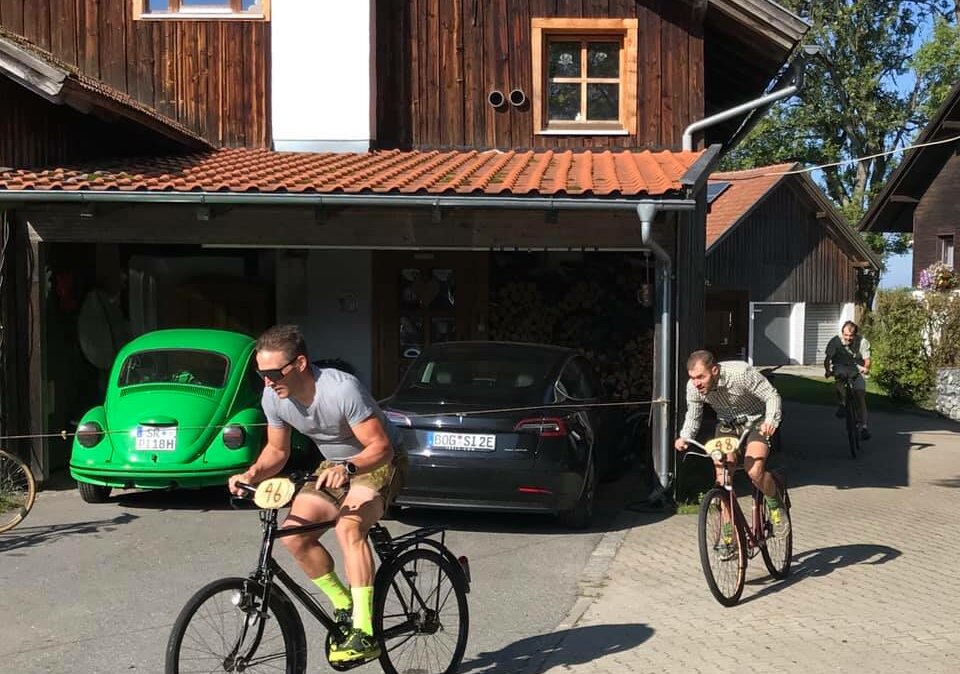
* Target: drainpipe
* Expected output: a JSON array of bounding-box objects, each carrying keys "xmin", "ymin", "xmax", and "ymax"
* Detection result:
[
  {"xmin": 637, "ymin": 203, "xmax": 672, "ymax": 493},
  {"xmin": 681, "ymin": 59, "xmax": 805, "ymax": 152}
]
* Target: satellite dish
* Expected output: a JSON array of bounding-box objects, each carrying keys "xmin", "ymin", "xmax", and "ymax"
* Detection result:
[{"xmin": 77, "ymin": 289, "xmax": 128, "ymax": 371}]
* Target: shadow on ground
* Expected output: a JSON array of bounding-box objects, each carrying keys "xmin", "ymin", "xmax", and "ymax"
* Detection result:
[
  {"xmin": 0, "ymin": 513, "xmax": 138, "ymax": 554},
  {"xmin": 458, "ymin": 623, "xmax": 654, "ymax": 674},
  {"xmin": 742, "ymin": 542, "xmax": 901, "ymax": 604}
]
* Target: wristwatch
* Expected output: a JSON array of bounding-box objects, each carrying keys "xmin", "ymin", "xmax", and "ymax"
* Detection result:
[{"xmin": 343, "ymin": 461, "xmax": 358, "ymax": 476}]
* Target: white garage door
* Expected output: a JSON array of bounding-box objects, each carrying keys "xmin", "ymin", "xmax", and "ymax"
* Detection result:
[{"xmin": 804, "ymin": 304, "xmax": 841, "ymax": 365}]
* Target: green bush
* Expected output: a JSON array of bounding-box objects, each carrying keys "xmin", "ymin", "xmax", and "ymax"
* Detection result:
[
  {"xmin": 924, "ymin": 292, "xmax": 960, "ymax": 369},
  {"xmin": 868, "ymin": 290, "xmax": 933, "ymax": 404}
]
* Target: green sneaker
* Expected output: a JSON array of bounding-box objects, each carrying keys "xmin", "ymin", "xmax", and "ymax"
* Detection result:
[
  {"xmin": 328, "ymin": 628, "xmax": 380, "ymax": 664},
  {"xmin": 766, "ymin": 498, "xmax": 791, "ymax": 538},
  {"xmin": 333, "ymin": 606, "xmax": 353, "ymax": 639},
  {"xmin": 715, "ymin": 522, "xmax": 737, "ymax": 561}
]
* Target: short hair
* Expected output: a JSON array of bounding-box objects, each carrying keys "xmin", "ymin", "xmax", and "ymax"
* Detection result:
[
  {"xmin": 841, "ymin": 320, "xmax": 859, "ymax": 335},
  {"xmin": 687, "ymin": 350, "xmax": 716, "ymax": 370},
  {"xmin": 256, "ymin": 324, "xmax": 309, "ymax": 361}
]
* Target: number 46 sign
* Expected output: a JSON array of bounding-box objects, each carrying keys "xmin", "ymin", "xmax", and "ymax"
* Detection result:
[{"xmin": 253, "ymin": 478, "xmax": 296, "ymax": 509}]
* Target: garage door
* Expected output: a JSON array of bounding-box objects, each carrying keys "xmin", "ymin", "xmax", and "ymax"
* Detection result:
[
  {"xmin": 752, "ymin": 303, "xmax": 792, "ymax": 365},
  {"xmin": 804, "ymin": 304, "xmax": 841, "ymax": 365}
]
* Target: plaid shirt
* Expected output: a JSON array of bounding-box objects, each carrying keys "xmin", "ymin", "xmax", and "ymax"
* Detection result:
[{"xmin": 679, "ymin": 361, "xmax": 782, "ymax": 440}]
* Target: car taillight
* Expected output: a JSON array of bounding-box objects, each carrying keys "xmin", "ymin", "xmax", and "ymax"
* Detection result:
[
  {"xmin": 513, "ymin": 417, "xmax": 568, "ymax": 437},
  {"xmin": 222, "ymin": 425, "xmax": 245, "ymax": 449},
  {"xmin": 76, "ymin": 421, "xmax": 103, "ymax": 448},
  {"xmin": 384, "ymin": 410, "xmax": 412, "ymax": 427}
]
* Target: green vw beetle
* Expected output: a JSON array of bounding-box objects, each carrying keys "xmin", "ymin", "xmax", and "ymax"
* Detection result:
[{"xmin": 70, "ymin": 328, "xmax": 314, "ymax": 503}]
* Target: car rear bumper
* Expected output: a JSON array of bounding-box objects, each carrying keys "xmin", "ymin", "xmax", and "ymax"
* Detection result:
[
  {"xmin": 395, "ymin": 455, "xmax": 584, "ymax": 513},
  {"xmin": 70, "ymin": 465, "xmax": 240, "ymax": 490}
]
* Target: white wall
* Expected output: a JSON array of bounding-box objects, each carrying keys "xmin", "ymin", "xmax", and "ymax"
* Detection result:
[
  {"xmin": 271, "ymin": 0, "xmax": 376, "ymax": 152},
  {"xmin": 275, "ymin": 249, "xmax": 374, "ymax": 388},
  {"xmin": 789, "ymin": 302, "xmax": 805, "ymax": 365}
]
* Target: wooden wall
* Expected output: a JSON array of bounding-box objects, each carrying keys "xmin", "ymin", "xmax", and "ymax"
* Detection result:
[
  {"xmin": 705, "ymin": 182, "xmax": 860, "ymax": 303},
  {"xmin": 913, "ymin": 153, "xmax": 960, "ymax": 285},
  {"xmin": 376, "ymin": 0, "xmax": 704, "ymax": 151},
  {"xmin": 0, "ymin": 0, "xmax": 269, "ymax": 147}
]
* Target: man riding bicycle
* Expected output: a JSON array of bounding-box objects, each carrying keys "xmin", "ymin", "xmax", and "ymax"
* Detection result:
[
  {"xmin": 824, "ymin": 320, "xmax": 871, "ymax": 440},
  {"xmin": 674, "ymin": 351, "xmax": 789, "ymax": 548},
  {"xmin": 228, "ymin": 324, "xmax": 404, "ymax": 664}
]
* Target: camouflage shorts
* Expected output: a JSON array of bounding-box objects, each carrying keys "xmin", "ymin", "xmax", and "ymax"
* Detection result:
[{"xmin": 300, "ymin": 453, "xmax": 407, "ymax": 508}]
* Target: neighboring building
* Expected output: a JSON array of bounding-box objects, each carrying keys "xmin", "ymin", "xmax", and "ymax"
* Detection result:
[
  {"xmin": 859, "ymin": 80, "xmax": 960, "ymax": 284},
  {"xmin": 0, "ymin": 1, "xmax": 807, "ymax": 484},
  {"xmin": 704, "ymin": 164, "xmax": 880, "ymax": 365}
]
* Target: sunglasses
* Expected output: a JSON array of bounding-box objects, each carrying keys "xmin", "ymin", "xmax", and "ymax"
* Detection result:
[{"xmin": 256, "ymin": 356, "xmax": 300, "ymax": 383}]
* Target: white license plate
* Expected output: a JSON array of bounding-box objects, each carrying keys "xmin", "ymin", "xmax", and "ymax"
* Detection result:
[
  {"xmin": 427, "ymin": 432, "xmax": 496, "ymax": 451},
  {"xmin": 135, "ymin": 425, "xmax": 178, "ymax": 451}
]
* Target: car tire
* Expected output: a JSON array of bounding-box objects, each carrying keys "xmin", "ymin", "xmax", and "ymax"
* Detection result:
[
  {"xmin": 78, "ymin": 481, "xmax": 112, "ymax": 504},
  {"xmin": 558, "ymin": 460, "xmax": 596, "ymax": 529}
]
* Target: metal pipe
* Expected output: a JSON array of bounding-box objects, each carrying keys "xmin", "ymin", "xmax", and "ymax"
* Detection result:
[
  {"xmin": 637, "ymin": 203, "xmax": 672, "ymax": 492},
  {"xmin": 0, "ymin": 190, "xmax": 698, "ymax": 212},
  {"xmin": 681, "ymin": 84, "xmax": 798, "ymax": 152}
]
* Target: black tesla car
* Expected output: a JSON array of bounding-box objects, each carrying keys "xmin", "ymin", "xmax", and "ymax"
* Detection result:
[{"xmin": 381, "ymin": 341, "xmax": 641, "ymax": 528}]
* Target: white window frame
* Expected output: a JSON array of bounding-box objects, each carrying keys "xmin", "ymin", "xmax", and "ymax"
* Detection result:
[{"xmin": 133, "ymin": 0, "xmax": 270, "ymax": 21}]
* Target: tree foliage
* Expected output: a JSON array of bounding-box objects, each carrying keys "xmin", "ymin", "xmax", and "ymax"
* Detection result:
[{"xmin": 722, "ymin": 1, "xmax": 960, "ymax": 290}]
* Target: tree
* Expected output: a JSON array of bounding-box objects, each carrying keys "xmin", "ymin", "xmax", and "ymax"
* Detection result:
[{"xmin": 722, "ymin": 1, "xmax": 960, "ymax": 300}]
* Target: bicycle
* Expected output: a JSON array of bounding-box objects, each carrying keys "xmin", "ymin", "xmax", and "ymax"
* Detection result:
[
  {"xmin": 833, "ymin": 371, "xmax": 863, "ymax": 459},
  {"xmin": 681, "ymin": 424, "xmax": 793, "ymax": 606},
  {"xmin": 0, "ymin": 448, "xmax": 37, "ymax": 534},
  {"xmin": 165, "ymin": 472, "xmax": 471, "ymax": 674}
]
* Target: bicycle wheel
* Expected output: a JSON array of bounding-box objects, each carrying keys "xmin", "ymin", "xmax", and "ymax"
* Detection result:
[
  {"xmin": 697, "ymin": 488, "xmax": 746, "ymax": 607},
  {"xmin": 0, "ymin": 449, "xmax": 37, "ymax": 534},
  {"xmin": 165, "ymin": 577, "xmax": 306, "ymax": 674},
  {"xmin": 760, "ymin": 487, "xmax": 793, "ymax": 580},
  {"xmin": 374, "ymin": 548, "xmax": 469, "ymax": 674},
  {"xmin": 844, "ymin": 398, "xmax": 860, "ymax": 459}
]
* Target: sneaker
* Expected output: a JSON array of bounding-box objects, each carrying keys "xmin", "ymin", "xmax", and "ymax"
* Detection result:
[
  {"xmin": 328, "ymin": 628, "xmax": 380, "ymax": 664},
  {"xmin": 860, "ymin": 426, "xmax": 871, "ymax": 441},
  {"xmin": 768, "ymin": 504, "xmax": 791, "ymax": 538},
  {"xmin": 715, "ymin": 523, "xmax": 737, "ymax": 561},
  {"xmin": 333, "ymin": 606, "xmax": 353, "ymax": 638},
  {"xmin": 835, "ymin": 405, "xmax": 846, "ymax": 418}
]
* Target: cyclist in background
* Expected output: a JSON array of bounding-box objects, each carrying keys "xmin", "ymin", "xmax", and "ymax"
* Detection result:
[{"xmin": 824, "ymin": 320, "xmax": 871, "ymax": 441}]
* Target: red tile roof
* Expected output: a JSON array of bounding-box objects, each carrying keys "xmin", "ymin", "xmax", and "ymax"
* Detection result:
[
  {"xmin": 0, "ymin": 148, "xmax": 704, "ymax": 197},
  {"xmin": 706, "ymin": 163, "xmax": 796, "ymax": 246}
]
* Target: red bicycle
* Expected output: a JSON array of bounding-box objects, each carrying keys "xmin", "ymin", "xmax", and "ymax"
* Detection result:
[{"xmin": 682, "ymin": 423, "xmax": 793, "ymax": 606}]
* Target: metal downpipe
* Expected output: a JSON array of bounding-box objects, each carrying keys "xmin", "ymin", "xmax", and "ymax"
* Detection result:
[{"xmin": 637, "ymin": 204, "xmax": 671, "ymax": 491}]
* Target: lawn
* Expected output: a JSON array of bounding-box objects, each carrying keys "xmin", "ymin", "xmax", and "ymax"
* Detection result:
[{"xmin": 768, "ymin": 372, "xmax": 929, "ymax": 414}]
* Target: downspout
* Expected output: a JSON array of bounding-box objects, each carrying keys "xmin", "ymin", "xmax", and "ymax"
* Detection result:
[{"xmin": 637, "ymin": 203, "xmax": 671, "ymax": 492}]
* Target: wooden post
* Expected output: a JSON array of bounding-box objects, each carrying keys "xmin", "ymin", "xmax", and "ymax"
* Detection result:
[{"xmin": 27, "ymin": 224, "xmax": 47, "ymax": 482}]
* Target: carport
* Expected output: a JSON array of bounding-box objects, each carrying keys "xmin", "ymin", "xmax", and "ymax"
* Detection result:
[{"xmin": 0, "ymin": 146, "xmax": 721, "ymax": 491}]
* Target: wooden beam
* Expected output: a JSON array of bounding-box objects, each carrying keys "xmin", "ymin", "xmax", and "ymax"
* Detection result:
[
  {"xmin": 26, "ymin": 226, "xmax": 48, "ymax": 481},
  {"xmin": 889, "ymin": 195, "xmax": 920, "ymax": 204}
]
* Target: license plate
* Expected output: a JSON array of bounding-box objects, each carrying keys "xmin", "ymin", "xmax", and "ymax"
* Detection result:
[
  {"xmin": 135, "ymin": 425, "xmax": 178, "ymax": 451},
  {"xmin": 427, "ymin": 432, "xmax": 496, "ymax": 451}
]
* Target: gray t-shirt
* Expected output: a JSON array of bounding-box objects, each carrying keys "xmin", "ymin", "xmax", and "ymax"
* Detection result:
[{"xmin": 262, "ymin": 366, "xmax": 401, "ymax": 461}]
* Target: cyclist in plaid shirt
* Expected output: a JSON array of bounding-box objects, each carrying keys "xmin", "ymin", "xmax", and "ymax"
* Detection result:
[{"xmin": 675, "ymin": 350, "xmax": 789, "ymax": 538}]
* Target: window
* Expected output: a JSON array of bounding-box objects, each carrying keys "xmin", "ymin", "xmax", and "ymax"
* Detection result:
[
  {"xmin": 532, "ymin": 18, "xmax": 638, "ymax": 136},
  {"xmin": 134, "ymin": 0, "xmax": 269, "ymax": 20},
  {"xmin": 939, "ymin": 235, "xmax": 955, "ymax": 269}
]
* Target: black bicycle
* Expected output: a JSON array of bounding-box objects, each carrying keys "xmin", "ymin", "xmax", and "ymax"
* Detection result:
[
  {"xmin": 834, "ymin": 371, "xmax": 863, "ymax": 459},
  {"xmin": 164, "ymin": 473, "xmax": 471, "ymax": 674}
]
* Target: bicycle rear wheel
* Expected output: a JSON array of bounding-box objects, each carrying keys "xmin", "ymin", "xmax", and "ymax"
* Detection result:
[
  {"xmin": 760, "ymin": 485, "xmax": 793, "ymax": 579},
  {"xmin": 698, "ymin": 488, "xmax": 746, "ymax": 607},
  {"xmin": 165, "ymin": 577, "xmax": 306, "ymax": 674},
  {"xmin": 0, "ymin": 449, "xmax": 37, "ymax": 534},
  {"xmin": 844, "ymin": 399, "xmax": 860, "ymax": 459},
  {"xmin": 374, "ymin": 548, "xmax": 469, "ymax": 674}
]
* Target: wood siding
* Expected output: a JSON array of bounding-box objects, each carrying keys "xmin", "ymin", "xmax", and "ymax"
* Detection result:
[
  {"xmin": 705, "ymin": 182, "xmax": 859, "ymax": 303},
  {"xmin": 912, "ymin": 153, "xmax": 960, "ymax": 284},
  {"xmin": 0, "ymin": 0, "xmax": 269, "ymax": 147},
  {"xmin": 376, "ymin": 0, "xmax": 704, "ymax": 150}
]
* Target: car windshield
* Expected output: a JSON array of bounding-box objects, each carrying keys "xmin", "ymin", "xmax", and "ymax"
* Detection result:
[
  {"xmin": 118, "ymin": 349, "xmax": 229, "ymax": 388},
  {"xmin": 396, "ymin": 346, "xmax": 560, "ymax": 404}
]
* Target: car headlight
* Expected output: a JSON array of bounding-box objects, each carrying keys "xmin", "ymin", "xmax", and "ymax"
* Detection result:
[
  {"xmin": 222, "ymin": 425, "xmax": 246, "ymax": 449},
  {"xmin": 76, "ymin": 421, "xmax": 104, "ymax": 448}
]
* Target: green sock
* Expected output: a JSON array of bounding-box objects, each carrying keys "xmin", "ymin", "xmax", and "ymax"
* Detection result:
[
  {"xmin": 722, "ymin": 522, "xmax": 733, "ymax": 539},
  {"xmin": 352, "ymin": 586, "xmax": 375, "ymax": 636},
  {"xmin": 312, "ymin": 571, "xmax": 352, "ymax": 611},
  {"xmin": 765, "ymin": 495, "xmax": 782, "ymax": 510}
]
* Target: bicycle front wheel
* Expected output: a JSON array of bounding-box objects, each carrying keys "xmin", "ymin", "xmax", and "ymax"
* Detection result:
[
  {"xmin": 375, "ymin": 548, "xmax": 469, "ymax": 674},
  {"xmin": 845, "ymin": 402, "xmax": 860, "ymax": 459},
  {"xmin": 0, "ymin": 449, "xmax": 37, "ymax": 534},
  {"xmin": 698, "ymin": 488, "xmax": 746, "ymax": 607},
  {"xmin": 165, "ymin": 577, "xmax": 306, "ymax": 674}
]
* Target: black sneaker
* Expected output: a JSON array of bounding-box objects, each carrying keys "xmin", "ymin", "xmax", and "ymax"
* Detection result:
[
  {"xmin": 860, "ymin": 426, "xmax": 871, "ymax": 441},
  {"xmin": 333, "ymin": 607, "xmax": 353, "ymax": 638},
  {"xmin": 328, "ymin": 628, "xmax": 380, "ymax": 664},
  {"xmin": 835, "ymin": 405, "xmax": 846, "ymax": 418}
]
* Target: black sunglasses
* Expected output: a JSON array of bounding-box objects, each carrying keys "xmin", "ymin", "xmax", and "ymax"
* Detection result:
[{"xmin": 256, "ymin": 356, "xmax": 300, "ymax": 383}]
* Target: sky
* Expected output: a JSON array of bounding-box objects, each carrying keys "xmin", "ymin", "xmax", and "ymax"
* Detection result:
[{"xmin": 879, "ymin": 251, "xmax": 913, "ymax": 289}]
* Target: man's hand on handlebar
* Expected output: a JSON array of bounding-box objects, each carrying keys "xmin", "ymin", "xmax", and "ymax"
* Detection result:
[
  {"xmin": 759, "ymin": 422, "xmax": 776, "ymax": 438},
  {"xmin": 228, "ymin": 471, "xmax": 253, "ymax": 496},
  {"xmin": 674, "ymin": 437, "xmax": 689, "ymax": 452},
  {"xmin": 315, "ymin": 463, "xmax": 350, "ymax": 490}
]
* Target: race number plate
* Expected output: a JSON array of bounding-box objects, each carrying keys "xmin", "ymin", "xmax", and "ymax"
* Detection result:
[
  {"xmin": 705, "ymin": 436, "xmax": 739, "ymax": 460},
  {"xmin": 253, "ymin": 478, "xmax": 297, "ymax": 509}
]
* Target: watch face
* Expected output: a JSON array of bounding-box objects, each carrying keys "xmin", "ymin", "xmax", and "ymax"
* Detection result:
[{"xmin": 345, "ymin": 461, "xmax": 358, "ymax": 475}]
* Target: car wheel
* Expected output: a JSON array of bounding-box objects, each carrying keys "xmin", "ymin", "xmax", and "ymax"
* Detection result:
[
  {"xmin": 558, "ymin": 460, "xmax": 596, "ymax": 529},
  {"xmin": 78, "ymin": 481, "xmax": 112, "ymax": 504}
]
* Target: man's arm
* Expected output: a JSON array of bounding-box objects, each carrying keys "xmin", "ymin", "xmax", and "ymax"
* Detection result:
[
  {"xmin": 677, "ymin": 381, "xmax": 704, "ymax": 443},
  {"xmin": 823, "ymin": 337, "xmax": 838, "ymax": 376},
  {"xmin": 748, "ymin": 367, "xmax": 782, "ymax": 432},
  {"xmin": 859, "ymin": 337, "xmax": 872, "ymax": 374},
  {"xmin": 348, "ymin": 416, "xmax": 394, "ymax": 473},
  {"xmin": 229, "ymin": 424, "xmax": 291, "ymax": 493}
]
